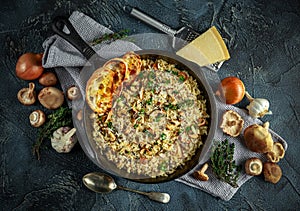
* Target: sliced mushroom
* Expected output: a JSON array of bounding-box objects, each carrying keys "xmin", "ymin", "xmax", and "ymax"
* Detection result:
[
  {"xmin": 193, "ymin": 163, "xmax": 209, "ymax": 181},
  {"xmin": 220, "ymin": 110, "xmax": 244, "ymax": 137},
  {"xmin": 244, "ymin": 157, "xmax": 263, "ymax": 176},
  {"xmin": 38, "ymin": 87, "xmax": 64, "ymax": 109},
  {"xmin": 263, "ymin": 162, "xmax": 282, "ymax": 184},
  {"xmin": 266, "ymin": 142, "xmax": 285, "ymax": 163},
  {"xmin": 29, "ymin": 110, "xmax": 46, "ymax": 127},
  {"xmin": 67, "ymin": 86, "xmax": 80, "ymax": 100},
  {"xmin": 17, "ymin": 82, "xmax": 36, "ymax": 105}
]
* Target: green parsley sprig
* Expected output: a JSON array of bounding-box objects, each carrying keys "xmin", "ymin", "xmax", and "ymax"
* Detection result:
[
  {"xmin": 32, "ymin": 106, "xmax": 73, "ymax": 160},
  {"xmin": 210, "ymin": 139, "xmax": 241, "ymax": 188}
]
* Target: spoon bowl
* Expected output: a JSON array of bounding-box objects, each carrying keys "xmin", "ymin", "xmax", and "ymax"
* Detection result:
[{"xmin": 82, "ymin": 172, "xmax": 170, "ymax": 203}]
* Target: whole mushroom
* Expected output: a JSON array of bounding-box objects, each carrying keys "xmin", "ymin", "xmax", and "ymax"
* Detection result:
[
  {"xmin": 220, "ymin": 110, "xmax": 244, "ymax": 137},
  {"xmin": 244, "ymin": 122, "xmax": 273, "ymax": 153},
  {"xmin": 263, "ymin": 162, "xmax": 282, "ymax": 184},
  {"xmin": 17, "ymin": 82, "xmax": 36, "ymax": 105},
  {"xmin": 38, "ymin": 72, "xmax": 58, "ymax": 86},
  {"xmin": 244, "ymin": 157, "xmax": 263, "ymax": 176},
  {"xmin": 193, "ymin": 163, "xmax": 209, "ymax": 181},
  {"xmin": 29, "ymin": 110, "xmax": 46, "ymax": 127},
  {"xmin": 51, "ymin": 127, "xmax": 77, "ymax": 153},
  {"xmin": 38, "ymin": 87, "xmax": 64, "ymax": 109},
  {"xmin": 67, "ymin": 86, "xmax": 80, "ymax": 101}
]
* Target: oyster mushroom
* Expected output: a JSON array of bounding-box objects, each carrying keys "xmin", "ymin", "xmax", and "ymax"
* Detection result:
[
  {"xmin": 51, "ymin": 127, "xmax": 77, "ymax": 153},
  {"xmin": 266, "ymin": 142, "xmax": 285, "ymax": 163},
  {"xmin": 263, "ymin": 162, "xmax": 282, "ymax": 184},
  {"xmin": 38, "ymin": 87, "xmax": 64, "ymax": 109},
  {"xmin": 17, "ymin": 82, "xmax": 36, "ymax": 105},
  {"xmin": 193, "ymin": 163, "xmax": 209, "ymax": 181},
  {"xmin": 67, "ymin": 86, "xmax": 80, "ymax": 101},
  {"xmin": 244, "ymin": 157, "xmax": 263, "ymax": 176},
  {"xmin": 244, "ymin": 122, "xmax": 273, "ymax": 153},
  {"xmin": 29, "ymin": 110, "xmax": 46, "ymax": 127},
  {"xmin": 220, "ymin": 110, "xmax": 244, "ymax": 137}
]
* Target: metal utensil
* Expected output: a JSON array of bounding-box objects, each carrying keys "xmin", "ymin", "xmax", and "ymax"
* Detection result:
[
  {"xmin": 82, "ymin": 172, "xmax": 171, "ymax": 203},
  {"xmin": 123, "ymin": 5, "xmax": 200, "ymax": 42}
]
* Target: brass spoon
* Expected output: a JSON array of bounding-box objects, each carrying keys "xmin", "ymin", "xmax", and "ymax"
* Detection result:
[{"xmin": 82, "ymin": 172, "xmax": 170, "ymax": 203}]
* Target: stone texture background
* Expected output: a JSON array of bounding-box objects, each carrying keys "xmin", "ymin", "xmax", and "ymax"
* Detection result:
[{"xmin": 0, "ymin": 0, "xmax": 299, "ymax": 210}]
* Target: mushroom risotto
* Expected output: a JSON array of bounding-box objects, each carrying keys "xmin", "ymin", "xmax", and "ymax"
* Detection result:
[{"xmin": 90, "ymin": 57, "xmax": 209, "ymax": 178}]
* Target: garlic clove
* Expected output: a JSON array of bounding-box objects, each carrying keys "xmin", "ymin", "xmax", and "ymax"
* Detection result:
[{"xmin": 51, "ymin": 127, "xmax": 77, "ymax": 153}]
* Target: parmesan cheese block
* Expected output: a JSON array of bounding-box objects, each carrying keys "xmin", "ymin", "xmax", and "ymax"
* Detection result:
[{"xmin": 176, "ymin": 26, "xmax": 230, "ymax": 66}]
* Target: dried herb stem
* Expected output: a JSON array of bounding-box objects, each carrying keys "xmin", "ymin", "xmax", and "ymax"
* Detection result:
[{"xmin": 90, "ymin": 29, "xmax": 130, "ymax": 46}]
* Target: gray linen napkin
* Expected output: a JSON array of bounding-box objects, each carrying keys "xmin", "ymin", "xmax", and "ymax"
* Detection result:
[{"xmin": 42, "ymin": 11, "xmax": 288, "ymax": 201}]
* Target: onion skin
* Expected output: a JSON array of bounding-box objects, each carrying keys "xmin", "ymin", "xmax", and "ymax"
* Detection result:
[
  {"xmin": 16, "ymin": 53, "xmax": 44, "ymax": 80},
  {"xmin": 219, "ymin": 76, "xmax": 245, "ymax": 104}
]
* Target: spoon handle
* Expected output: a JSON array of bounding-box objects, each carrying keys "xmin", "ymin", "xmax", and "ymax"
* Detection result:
[{"xmin": 117, "ymin": 185, "xmax": 170, "ymax": 203}]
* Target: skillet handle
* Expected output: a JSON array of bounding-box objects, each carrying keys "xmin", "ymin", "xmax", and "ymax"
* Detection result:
[{"xmin": 52, "ymin": 16, "xmax": 97, "ymax": 60}]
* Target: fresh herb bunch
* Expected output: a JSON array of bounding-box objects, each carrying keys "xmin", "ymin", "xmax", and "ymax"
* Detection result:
[
  {"xmin": 90, "ymin": 29, "xmax": 130, "ymax": 46},
  {"xmin": 32, "ymin": 106, "xmax": 73, "ymax": 160},
  {"xmin": 210, "ymin": 139, "xmax": 241, "ymax": 188}
]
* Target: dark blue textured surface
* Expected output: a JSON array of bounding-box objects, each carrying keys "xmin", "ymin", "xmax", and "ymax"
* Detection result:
[{"xmin": 1, "ymin": 0, "xmax": 299, "ymax": 210}]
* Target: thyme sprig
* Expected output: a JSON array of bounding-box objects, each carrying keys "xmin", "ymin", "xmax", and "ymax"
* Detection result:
[
  {"xmin": 32, "ymin": 106, "xmax": 73, "ymax": 160},
  {"xmin": 210, "ymin": 139, "xmax": 241, "ymax": 188},
  {"xmin": 90, "ymin": 29, "xmax": 130, "ymax": 46}
]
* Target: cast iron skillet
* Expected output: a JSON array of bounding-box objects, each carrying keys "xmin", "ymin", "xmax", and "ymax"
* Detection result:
[{"xmin": 52, "ymin": 16, "xmax": 217, "ymax": 183}]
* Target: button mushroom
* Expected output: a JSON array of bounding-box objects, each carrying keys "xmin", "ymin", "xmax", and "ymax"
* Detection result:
[
  {"xmin": 193, "ymin": 163, "xmax": 209, "ymax": 181},
  {"xmin": 17, "ymin": 82, "xmax": 36, "ymax": 105},
  {"xmin": 244, "ymin": 122, "xmax": 273, "ymax": 153},
  {"xmin": 38, "ymin": 87, "xmax": 64, "ymax": 109},
  {"xmin": 220, "ymin": 110, "xmax": 244, "ymax": 137},
  {"xmin": 263, "ymin": 162, "xmax": 282, "ymax": 184},
  {"xmin": 244, "ymin": 157, "xmax": 263, "ymax": 176},
  {"xmin": 266, "ymin": 142, "xmax": 285, "ymax": 163},
  {"xmin": 29, "ymin": 110, "xmax": 46, "ymax": 127},
  {"xmin": 67, "ymin": 85, "xmax": 80, "ymax": 101},
  {"xmin": 51, "ymin": 127, "xmax": 77, "ymax": 153}
]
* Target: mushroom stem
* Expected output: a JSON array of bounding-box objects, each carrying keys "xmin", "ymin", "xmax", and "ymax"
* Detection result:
[{"xmin": 28, "ymin": 82, "xmax": 35, "ymax": 98}]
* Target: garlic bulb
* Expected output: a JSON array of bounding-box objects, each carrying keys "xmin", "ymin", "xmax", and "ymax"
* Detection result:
[{"xmin": 245, "ymin": 91, "xmax": 272, "ymax": 118}]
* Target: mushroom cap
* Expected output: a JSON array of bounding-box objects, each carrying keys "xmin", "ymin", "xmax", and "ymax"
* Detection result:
[
  {"xmin": 17, "ymin": 82, "xmax": 36, "ymax": 105},
  {"xmin": 38, "ymin": 72, "xmax": 58, "ymax": 86},
  {"xmin": 29, "ymin": 110, "xmax": 46, "ymax": 127},
  {"xmin": 263, "ymin": 162, "xmax": 282, "ymax": 184},
  {"xmin": 266, "ymin": 142, "xmax": 285, "ymax": 163},
  {"xmin": 244, "ymin": 157, "xmax": 263, "ymax": 176},
  {"xmin": 244, "ymin": 123, "xmax": 273, "ymax": 153},
  {"xmin": 220, "ymin": 110, "xmax": 244, "ymax": 137},
  {"xmin": 67, "ymin": 86, "xmax": 80, "ymax": 101},
  {"xmin": 38, "ymin": 87, "xmax": 64, "ymax": 109}
]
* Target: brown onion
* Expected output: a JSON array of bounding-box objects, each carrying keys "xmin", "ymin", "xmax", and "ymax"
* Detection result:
[
  {"xmin": 16, "ymin": 53, "xmax": 44, "ymax": 80},
  {"xmin": 218, "ymin": 76, "xmax": 245, "ymax": 104}
]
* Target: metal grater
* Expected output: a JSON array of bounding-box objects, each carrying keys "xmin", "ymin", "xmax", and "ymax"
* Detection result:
[
  {"xmin": 123, "ymin": 6, "xmax": 200, "ymax": 42},
  {"xmin": 124, "ymin": 6, "xmax": 222, "ymax": 71}
]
